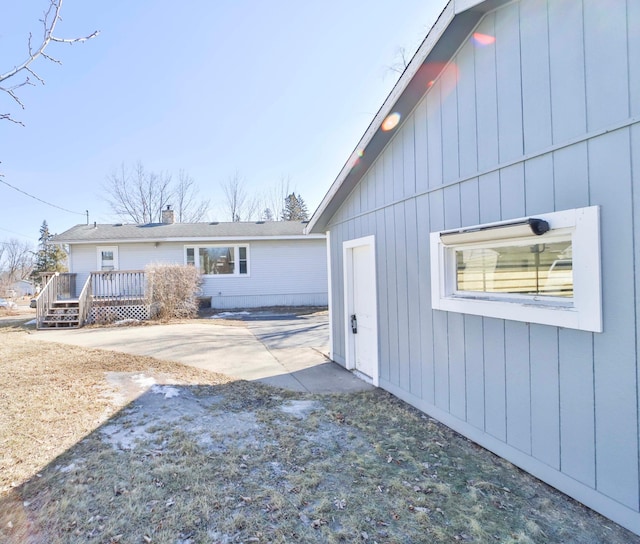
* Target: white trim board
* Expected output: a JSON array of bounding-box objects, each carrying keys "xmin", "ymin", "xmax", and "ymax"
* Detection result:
[{"xmin": 343, "ymin": 235, "xmax": 379, "ymax": 387}]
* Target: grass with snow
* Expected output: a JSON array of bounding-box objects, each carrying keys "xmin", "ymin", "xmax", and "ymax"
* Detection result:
[{"xmin": 0, "ymin": 327, "xmax": 637, "ymax": 543}]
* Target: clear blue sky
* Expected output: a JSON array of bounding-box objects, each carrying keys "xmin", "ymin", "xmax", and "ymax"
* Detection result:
[{"xmin": 1, "ymin": 0, "xmax": 446, "ymax": 245}]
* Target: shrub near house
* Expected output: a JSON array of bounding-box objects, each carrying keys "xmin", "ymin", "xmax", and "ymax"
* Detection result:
[{"xmin": 146, "ymin": 264, "xmax": 201, "ymax": 320}]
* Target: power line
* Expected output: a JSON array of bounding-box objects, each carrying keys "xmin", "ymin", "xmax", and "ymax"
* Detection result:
[
  {"xmin": 0, "ymin": 177, "xmax": 86, "ymax": 216},
  {"xmin": 0, "ymin": 225, "xmax": 33, "ymax": 239},
  {"xmin": 0, "ymin": 240, "xmax": 30, "ymax": 246}
]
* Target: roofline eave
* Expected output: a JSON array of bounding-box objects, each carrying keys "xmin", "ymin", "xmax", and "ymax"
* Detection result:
[{"xmin": 55, "ymin": 234, "xmax": 326, "ymax": 245}]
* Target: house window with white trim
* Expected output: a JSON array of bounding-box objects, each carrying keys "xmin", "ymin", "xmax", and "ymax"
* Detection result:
[
  {"xmin": 184, "ymin": 245, "xmax": 249, "ymax": 276},
  {"xmin": 239, "ymin": 246, "xmax": 248, "ymax": 274},
  {"xmin": 186, "ymin": 247, "xmax": 195, "ymax": 267},
  {"xmin": 97, "ymin": 246, "xmax": 119, "ymax": 271},
  {"xmin": 430, "ymin": 206, "xmax": 601, "ymax": 332}
]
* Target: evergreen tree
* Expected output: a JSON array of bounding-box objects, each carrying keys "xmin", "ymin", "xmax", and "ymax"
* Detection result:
[
  {"xmin": 30, "ymin": 220, "xmax": 67, "ymax": 284},
  {"xmin": 281, "ymin": 193, "xmax": 309, "ymax": 221}
]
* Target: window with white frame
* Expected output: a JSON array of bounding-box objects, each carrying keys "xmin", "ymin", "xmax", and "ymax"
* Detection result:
[
  {"xmin": 184, "ymin": 245, "xmax": 249, "ymax": 276},
  {"xmin": 97, "ymin": 246, "xmax": 118, "ymax": 271},
  {"xmin": 430, "ymin": 206, "xmax": 601, "ymax": 332}
]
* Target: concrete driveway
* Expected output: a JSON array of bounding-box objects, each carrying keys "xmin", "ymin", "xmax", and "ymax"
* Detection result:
[{"xmin": 29, "ymin": 312, "xmax": 372, "ymax": 394}]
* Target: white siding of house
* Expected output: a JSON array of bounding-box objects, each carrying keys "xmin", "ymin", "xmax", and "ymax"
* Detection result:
[
  {"xmin": 69, "ymin": 243, "xmax": 183, "ymax": 296},
  {"xmin": 68, "ymin": 238, "xmax": 327, "ymax": 308},
  {"xmin": 326, "ymin": 0, "xmax": 640, "ymax": 534},
  {"xmin": 202, "ymin": 239, "xmax": 327, "ymax": 309}
]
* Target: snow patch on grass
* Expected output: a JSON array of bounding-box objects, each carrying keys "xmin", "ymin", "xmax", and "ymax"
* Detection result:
[
  {"xmin": 152, "ymin": 385, "xmax": 180, "ymax": 398},
  {"xmin": 131, "ymin": 374, "xmax": 156, "ymax": 388},
  {"xmin": 210, "ymin": 311, "xmax": 251, "ymax": 319}
]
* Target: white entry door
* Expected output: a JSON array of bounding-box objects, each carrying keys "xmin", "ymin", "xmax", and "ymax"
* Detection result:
[{"xmin": 344, "ymin": 236, "xmax": 378, "ymax": 385}]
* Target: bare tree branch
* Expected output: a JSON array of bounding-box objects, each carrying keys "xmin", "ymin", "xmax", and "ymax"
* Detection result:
[
  {"xmin": 104, "ymin": 163, "xmax": 209, "ymax": 224},
  {"xmin": 243, "ymin": 195, "xmax": 261, "ymax": 222},
  {"xmin": 175, "ymin": 170, "xmax": 210, "ymax": 222},
  {"xmin": 263, "ymin": 176, "xmax": 292, "ymax": 221},
  {"xmin": 0, "ymin": 113, "xmax": 25, "ymax": 126},
  {"xmin": 221, "ymin": 171, "xmax": 248, "ymax": 222},
  {"xmin": 0, "ymin": 0, "xmax": 99, "ymax": 124},
  {"xmin": 219, "ymin": 172, "xmax": 262, "ymax": 222},
  {"xmin": 386, "ymin": 46, "xmax": 410, "ymax": 76},
  {"xmin": 104, "ymin": 162, "xmax": 171, "ymax": 224},
  {"xmin": 25, "ymin": 66, "xmax": 46, "ymax": 85},
  {"xmin": 0, "ymin": 238, "xmax": 34, "ymax": 282}
]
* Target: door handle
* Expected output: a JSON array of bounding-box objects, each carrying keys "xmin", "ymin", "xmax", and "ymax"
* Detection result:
[{"xmin": 350, "ymin": 314, "xmax": 358, "ymax": 334}]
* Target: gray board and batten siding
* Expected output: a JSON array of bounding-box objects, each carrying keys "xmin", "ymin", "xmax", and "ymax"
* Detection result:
[{"xmin": 321, "ymin": 0, "xmax": 640, "ymax": 535}]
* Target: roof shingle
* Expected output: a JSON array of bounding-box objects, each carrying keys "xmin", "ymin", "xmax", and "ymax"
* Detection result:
[{"xmin": 53, "ymin": 221, "xmax": 315, "ymax": 244}]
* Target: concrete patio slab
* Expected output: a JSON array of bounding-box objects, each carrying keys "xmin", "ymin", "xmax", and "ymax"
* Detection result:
[{"xmin": 28, "ymin": 316, "xmax": 372, "ymax": 394}]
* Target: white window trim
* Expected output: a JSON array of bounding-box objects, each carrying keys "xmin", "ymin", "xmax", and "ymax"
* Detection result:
[
  {"xmin": 96, "ymin": 246, "xmax": 119, "ymax": 271},
  {"xmin": 184, "ymin": 244, "xmax": 250, "ymax": 277},
  {"xmin": 430, "ymin": 206, "xmax": 602, "ymax": 333}
]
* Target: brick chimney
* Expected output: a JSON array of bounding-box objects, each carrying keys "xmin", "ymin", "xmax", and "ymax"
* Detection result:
[{"xmin": 161, "ymin": 205, "xmax": 175, "ymax": 224}]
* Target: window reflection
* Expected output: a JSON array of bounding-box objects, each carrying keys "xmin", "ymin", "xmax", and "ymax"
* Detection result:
[
  {"xmin": 199, "ymin": 247, "xmax": 234, "ymax": 275},
  {"xmin": 185, "ymin": 246, "xmax": 248, "ymax": 275},
  {"xmin": 455, "ymin": 241, "xmax": 573, "ymax": 297}
]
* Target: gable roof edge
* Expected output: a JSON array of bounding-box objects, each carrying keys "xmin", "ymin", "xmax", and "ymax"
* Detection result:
[{"xmin": 306, "ymin": 0, "xmax": 501, "ymax": 234}]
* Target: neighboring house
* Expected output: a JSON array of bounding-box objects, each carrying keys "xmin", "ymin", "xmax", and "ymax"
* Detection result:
[
  {"xmin": 12, "ymin": 279, "xmax": 35, "ymax": 297},
  {"xmin": 308, "ymin": 0, "xmax": 640, "ymax": 536},
  {"xmin": 0, "ymin": 278, "xmax": 33, "ymax": 298},
  {"xmin": 47, "ymin": 210, "xmax": 327, "ymax": 326}
]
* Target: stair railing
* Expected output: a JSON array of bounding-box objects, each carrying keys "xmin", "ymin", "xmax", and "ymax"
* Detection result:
[
  {"xmin": 77, "ymin": 275, "xmax": 93, "ymax": 327},
  {"xmin": 35, "ymin": 273, "xmax": 61, "ymax": 329},
  {"xmin": 35, "ymin": 273, "xmax": 79, "ymax": 329}
]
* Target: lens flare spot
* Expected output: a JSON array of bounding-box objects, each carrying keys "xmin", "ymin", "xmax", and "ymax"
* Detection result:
[
  {"xmin": 420, "ymin": 61, "xmax": 459, "ymax": 97},
  {"xmin": 346, "ymin": 150, "xmax": 361, "ymax": 171},
  {"xmin": 440, "ymin": 63, "xmax": 460, "ymax": 99},
  {"xmin": 472, "ymin": 32, "xmax": 496, "ymax": 46},
  {"xmin": 381, "ymin": 112, "xmax": 401, "ymax": 132}
]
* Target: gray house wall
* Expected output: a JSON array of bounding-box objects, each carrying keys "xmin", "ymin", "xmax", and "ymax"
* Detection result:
[{"xmin": 326, "ymin": 0, "xmax": 640, "ymax": 534}]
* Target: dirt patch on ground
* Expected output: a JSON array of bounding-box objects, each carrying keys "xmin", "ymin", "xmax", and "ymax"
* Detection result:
[{"xmin": 1, "ymin": 328, "xmax": 638, "ymax": 544}]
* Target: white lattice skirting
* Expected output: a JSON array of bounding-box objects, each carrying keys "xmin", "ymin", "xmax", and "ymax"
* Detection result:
[{"xmin": 89, "ymin": 304, "xmax": 150, "ymax": 324}]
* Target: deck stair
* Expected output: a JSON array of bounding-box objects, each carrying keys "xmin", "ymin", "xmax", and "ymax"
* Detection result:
[{"xmin": 40, "ymin": 299, "xmax": 81, "ymax": 329}]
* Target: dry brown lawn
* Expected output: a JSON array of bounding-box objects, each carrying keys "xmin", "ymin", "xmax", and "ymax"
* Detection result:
[{"xmin": 1, "ymin": 325, "xmax": 638, "ymax": 544}]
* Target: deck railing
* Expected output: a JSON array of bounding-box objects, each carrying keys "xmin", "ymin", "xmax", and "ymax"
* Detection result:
[
  {"xmin": 91, "ymin": 270, "xmax": 146, "ymax": 306},
  {"xmin": 36, "ymin": 273, "xmax": 77, "ymax": 329}
]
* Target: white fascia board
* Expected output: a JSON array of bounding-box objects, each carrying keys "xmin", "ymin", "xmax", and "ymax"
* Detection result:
[
  {"xmin": 62, "ymin": 234, "xmax": 326, "ymax": 245},
  {"xmin": 455, "ymin": 0, "xmax": 510, "ymax": 15},
  {"xmin": 306, "ymin": 1, "xmax": 456, "ymax": 234},
  {"xmin": 454, "ymin": 0, "xmax": 484, "ymax": 13}
]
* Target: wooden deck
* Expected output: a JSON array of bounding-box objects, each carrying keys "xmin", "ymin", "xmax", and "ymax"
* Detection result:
[{"xmin": 36, "ymin": 271, "xmax": 148, "ymax": 329}]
